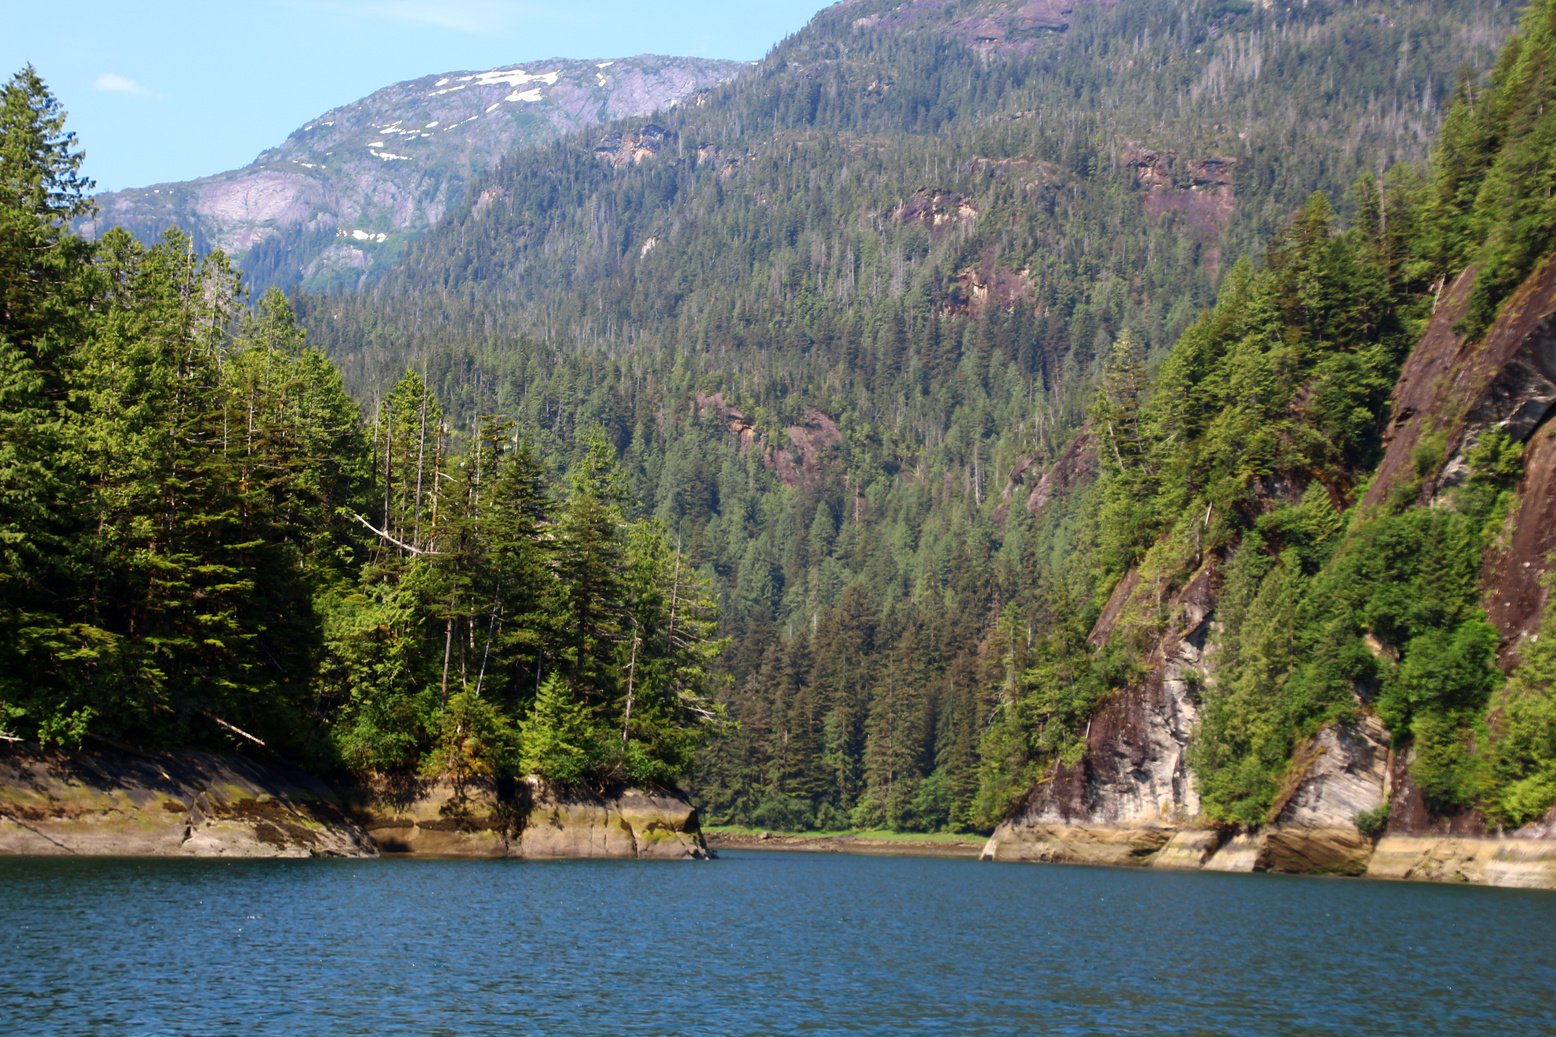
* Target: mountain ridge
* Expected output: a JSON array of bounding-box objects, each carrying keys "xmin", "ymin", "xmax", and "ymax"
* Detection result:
[{"xmin": 82, "ymin": 54, "xmax": 747, "ymax": 293}]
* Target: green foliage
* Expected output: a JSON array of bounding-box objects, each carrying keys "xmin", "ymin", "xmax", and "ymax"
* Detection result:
[
  {"xmin": 1486, "ymin": 575, "xmax": 1556, "ymax": 826},
  {"xmin": 8, "ymin": 0, "xmax": 1553, "ymax": 835},
  {"xmin": 1456, "ymin": 0, "xmax": 1556, "ymax": 337},
  {"xmin": 748, "ymin": 792, "xmax": 816, "ymax": 832},
  {"xmin": 519, "ymin": 674, "xmax": 608, "ymax": 787},
  {"xmin": 1354, "ymin": 801, "xmax": 1391, "ymax": 838},
  {"xmin": 0, "ymin": 72, "xmax": 719, "ymax": 789}
]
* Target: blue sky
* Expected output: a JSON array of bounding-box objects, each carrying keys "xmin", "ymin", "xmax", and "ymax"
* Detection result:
[{"xmin": 4, "ymin": 0, "xmax": 829, "ymax": 192}]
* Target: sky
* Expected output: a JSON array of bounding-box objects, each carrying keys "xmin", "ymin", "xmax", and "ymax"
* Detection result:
[{"xmin": 3, "ymin": 0, "xmax": 830, "ymax": 193}]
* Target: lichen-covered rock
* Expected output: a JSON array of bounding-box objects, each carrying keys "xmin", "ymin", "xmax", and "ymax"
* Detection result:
[
  {"xmin": 1148, "ymin": 829, "xmax": 1222, "ymax": 869},
  {"xmin": 346, "ymin": 777, "xmax": 709, "ymax": 859},
  {"xmin": 0, "ymin": 745, "xmax": 375, "ymax": 858},
  {"xmin": 518, "ymin": 782, "xmax": 708, "ymax": 860},
  {"xmin": 979, "ymin": 823, "xmax": 1173, "ymax": 867},
  {"xmin": 345, "ymin": 777, "xmax": 513, "ymax": 857}
]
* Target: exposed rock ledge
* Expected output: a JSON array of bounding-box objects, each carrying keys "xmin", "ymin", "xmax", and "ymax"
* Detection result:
[
  {"xmin": 349, "ymin": 775, "xmax": 708, "ymax": 860},
  {"xmin": 982, "ymin": 824, "xmax": 1556, "ymax": 889},
  {"xmin": 0, "ymin": 745, "xmax": 707, "ymax": 860},
  {"xmin": 982, "ymin": 713, "xmax": 1556, "ymax": 888},
  {"xmin": 0, "ymin": 744, "xmax": 376, "ymax": 858}
]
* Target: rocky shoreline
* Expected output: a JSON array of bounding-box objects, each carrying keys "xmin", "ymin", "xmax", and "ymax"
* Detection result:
[
  {"xmin": 979, "ymin": 822, "xmax": 1556, "ymax": 889},
  {"xmin": 705, "ymin": 830, "xmax": 985, "ymax": 857},
  {"xmin": 7, "ymin": 741, "xmax": 1552, "ymax": 887},
  {"xmin": 0, "ymin": 744, "xmax": 707, "ymax": 860}
]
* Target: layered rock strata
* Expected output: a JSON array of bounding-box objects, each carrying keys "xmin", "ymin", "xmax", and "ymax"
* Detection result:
[
  {"xmin": 0, "ymin": 745, "xmax": 708, "ymax": 860},
  {"xmin": 0, "ymin": 745, "xmax": 376, "ymax": 858}
]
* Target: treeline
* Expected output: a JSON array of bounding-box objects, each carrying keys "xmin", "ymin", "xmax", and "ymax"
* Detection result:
[{"xmin": 0, "ymin": 67, "xmax": 720, "ymax": 788}]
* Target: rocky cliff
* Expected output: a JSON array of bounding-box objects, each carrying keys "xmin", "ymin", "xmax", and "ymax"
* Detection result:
[
  {"xmin": 985, "ymin": 257, "xmax": 1556, "ymax": 890},
  {"xmin": 82, "ymin": 55, "xmax": 743, "ymax": 293},
  {"xmin": 0, "ymin": 744, "xmax": 708, "ymax": 860}
]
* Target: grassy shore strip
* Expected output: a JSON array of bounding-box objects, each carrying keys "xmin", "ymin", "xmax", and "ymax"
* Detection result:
[{"xmin": 704, "ymin": 826, "xmax": 988, "ymax": 858}]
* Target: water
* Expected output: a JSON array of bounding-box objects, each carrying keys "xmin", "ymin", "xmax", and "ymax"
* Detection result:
[{"xmin": 2, "ymin": 851, "xmax": 1553, "ymax": 1036}]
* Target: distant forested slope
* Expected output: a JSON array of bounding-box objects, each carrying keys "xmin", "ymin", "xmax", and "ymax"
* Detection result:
[{"xmin": 297, "ymin": 0, "xmax": 1522, "ymax": 828}]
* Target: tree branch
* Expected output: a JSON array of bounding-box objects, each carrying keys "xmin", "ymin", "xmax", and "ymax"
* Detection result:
[{"xmin": 351, "ymin": 512, "xmax": 443, "ymax": 556}]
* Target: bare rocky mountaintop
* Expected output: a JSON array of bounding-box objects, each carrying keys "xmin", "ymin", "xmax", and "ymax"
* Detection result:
[{"xmin": 82, "ymin": 55, "xmax": 745, "ymax": 293}]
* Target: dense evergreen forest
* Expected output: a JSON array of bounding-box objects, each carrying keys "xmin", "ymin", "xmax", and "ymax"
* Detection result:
[
  {"xmin": 0, "ymin": 68, "xmax": 723, "ymax": 788},
  {"xmin": 295, "ymin": 0, "xmax": 1540, "ymax": 830},
  {"xmin": 5, "ymin": 0, "xmax": 1555, "ymax": 837}
]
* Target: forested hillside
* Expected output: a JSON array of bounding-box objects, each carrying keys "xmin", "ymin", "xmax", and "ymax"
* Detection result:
[
  {"xmin": 7, "ymin": 0, "xmax": 1553, "ymax": 845},
  {"xmin": 987, "ymin": 0, "xmax": 1556, "ymax": 856},
  {"xmin": 296, "ymin": 0, "xmax": 1523, "ymax": 829}
]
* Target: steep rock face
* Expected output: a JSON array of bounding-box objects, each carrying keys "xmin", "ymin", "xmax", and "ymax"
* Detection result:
[
  {"xmin": 0, "ymin": 745, "xmax": 376, "ymax": 858},
  {"xmin": 1257, "ymin": 715, "xmax": 1390, "ymax": 875},
  {"xmin": 1482, "ymin": 417, "xmax": 1556, "ymax": 665},
  {"xmin": 1001, "ymin": 429, "xmax": 1098, "ymax": 519},
  {"xmin": 1364, "ymin": 260, "xmax": 1556, "ymax": 511},
  {"xmin": 987, "ymin": 262, "xmax": 1556, "ymax": 887},
  {"xmin": 982, "ymin": 567, "xmax": 1212, "ymax": 864},
  {"xmin": 1128, "ymin": 145, "xmax": 1237, "ymax": 270},
  {"xmin": 83, "ymin": 56, "xmax": 743, "ymax": 292}
]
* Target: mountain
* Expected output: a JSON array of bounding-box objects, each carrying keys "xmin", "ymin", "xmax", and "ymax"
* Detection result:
[
  {"xmin": 290, "ymin": 0, "xmax": 1526, "ymax": 838},
  {"xmin": 8, "ymin": 0, "xmax": 1554, "ymax": 887},
  {"xmin": 81, "ymin": 55, "xmax": 745, "ymax": 293}
]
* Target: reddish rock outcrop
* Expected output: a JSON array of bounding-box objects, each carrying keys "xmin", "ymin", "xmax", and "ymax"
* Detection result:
[
  {"xmin": 895, "ymin": 189, "xmax": 979, "ymax": 237},
  {"xmin": 692, "ymin": 392, "xmax": 842, "ymax": 487},
  {"xmin": 1364, "ymin": 260, "xmax": 1556, "ymax": 512},
  {"xmin": 1127, "ymin": 145, "xmax": 1236, "ymax": 270},
  {"xmin": 1001, "ymin": 430, "xmax": 1098, "ymax": 518},
  {"xmin": 593, "ymin": 124, "xmax": 674, "ymax": 167}
]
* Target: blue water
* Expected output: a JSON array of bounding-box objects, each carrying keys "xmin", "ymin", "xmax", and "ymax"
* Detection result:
[{"xmin": 2, "ymin": 851, "xmax": 1553, "ymax": 1035}]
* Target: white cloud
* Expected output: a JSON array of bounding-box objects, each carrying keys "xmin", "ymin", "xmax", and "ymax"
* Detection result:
[{"xmin": 94, "ymin": 73, "xmax": 160, "ymax": 99}]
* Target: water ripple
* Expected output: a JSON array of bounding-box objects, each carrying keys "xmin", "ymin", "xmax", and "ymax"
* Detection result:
[{"xmin": 1, "ymin": 853, "xmax": 1553, "ymax": 1035}]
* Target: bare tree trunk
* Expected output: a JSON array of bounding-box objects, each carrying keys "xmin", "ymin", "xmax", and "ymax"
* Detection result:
[
  {"xmin": 440, "ymin": 592, "xmax": 455, "ymax": 707},
  {"xmin": 622, "ymin": 620, "xmax": 640, "ymax": 748}
]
